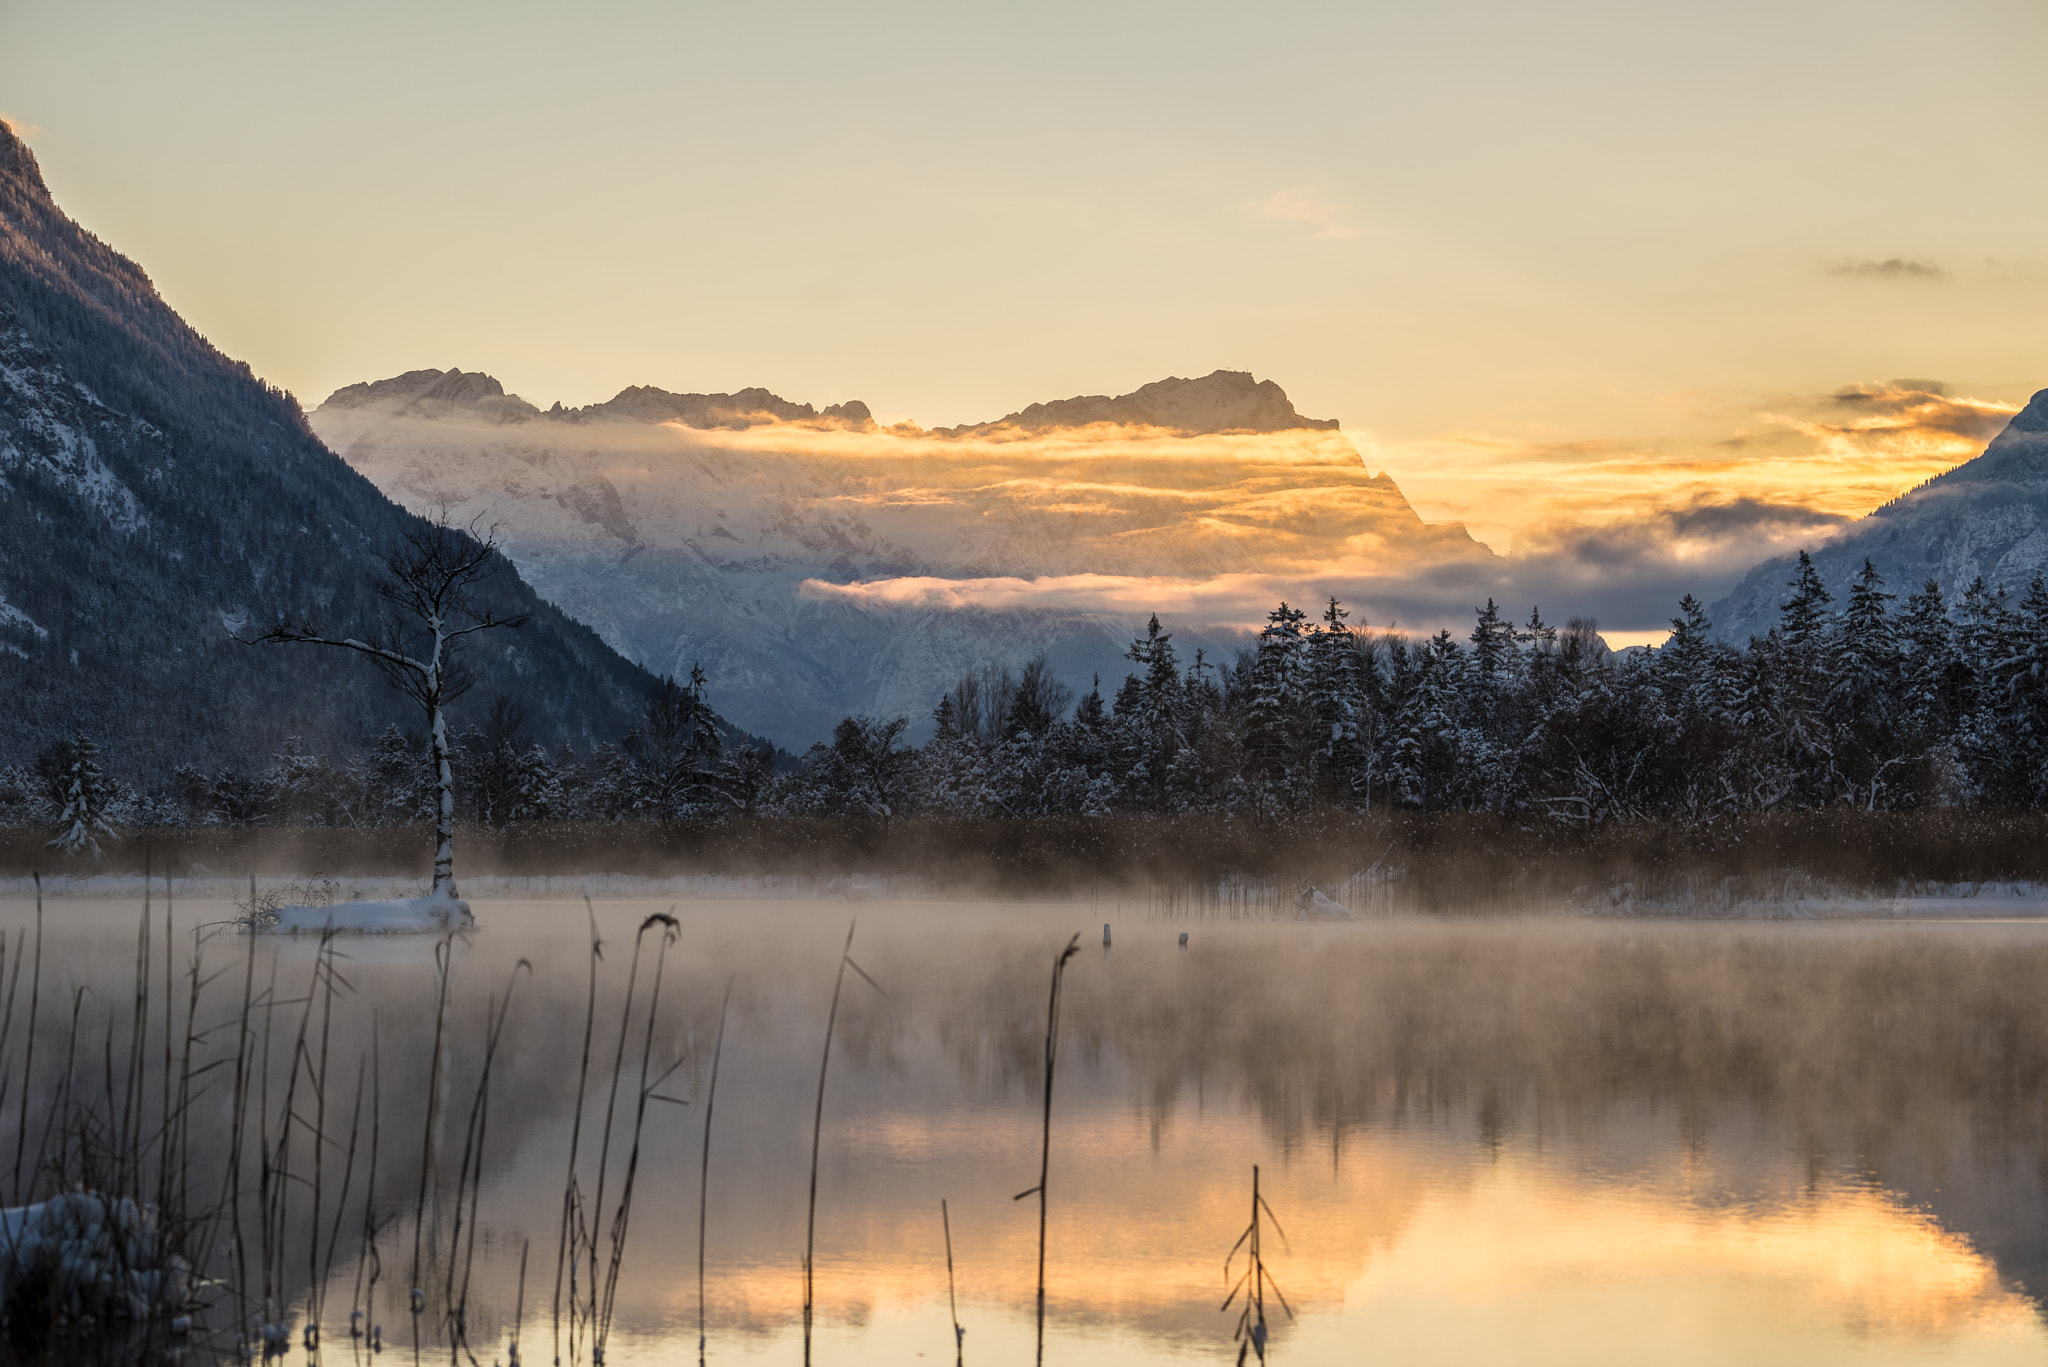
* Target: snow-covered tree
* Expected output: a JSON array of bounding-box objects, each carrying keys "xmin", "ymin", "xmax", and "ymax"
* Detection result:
[
  {"xmin": 245, "ymin": 515, "xmax": 530, "ymax": 900},
  {"xmin": 39, "ymin": 726, "xmax": 117, "ymax": 859},
  {"xmin": 622, "ymin": 667, "xmax": 731, "ymax": 822}
]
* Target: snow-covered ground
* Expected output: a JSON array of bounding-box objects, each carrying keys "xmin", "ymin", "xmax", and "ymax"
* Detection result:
[
  {"xmin": 9, "ymin": 872, "xmax": 2048, "ymax": 918},
  {"xmin": 262, "ymin": 895, "xmax": 474, "ymax": 935},
  {"xmin": 0, "ymin": 1192, "xmax": 187, "ymax": 1322}
]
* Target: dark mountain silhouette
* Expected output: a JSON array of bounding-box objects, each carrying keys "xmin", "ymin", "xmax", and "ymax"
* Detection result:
[{"xmin": 0, "ymin": 121, "xmax": 664, "ymax": 778}]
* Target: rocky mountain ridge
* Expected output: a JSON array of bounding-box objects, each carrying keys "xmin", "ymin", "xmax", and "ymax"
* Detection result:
[
  {"xmin": 1710, "ymin": 389, "xmax": 2048, "ymax": 641},
  {"xmin": 320, "ymin": 365, "xmax": 1334, "ymax": 439},
  {"xmin": 312, "ymin": 363, "xmax": 1489, "ymax": 746},
  {"xmin": 0, "ymin": 120, "xmax": 666, "ymax": 776}
]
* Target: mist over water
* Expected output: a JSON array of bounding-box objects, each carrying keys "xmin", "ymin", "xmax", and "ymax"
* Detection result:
[{"xmin": 2, "ymin": 897, "xmax": 2046, "ymax": 1365}]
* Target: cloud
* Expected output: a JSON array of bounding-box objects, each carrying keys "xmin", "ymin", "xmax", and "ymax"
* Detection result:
[
  {"xmin": 1828, "ymin": 256, "xmax": 1949, "ymax": 282},
  {"xmin": 799, "ymin": 489, "xmax": 1845, "ymax": 642},
  {"xmin": 327, "ymin": 368, "xmax": 2022, "ymax": 648},
  {"xmin": 1763, "ymin": 382, "xmax": 2017, "ymax": 456},
  {"xmin": 1246, "ymin": 187, "xmax": 1354, "ymax": 239},
  {"xmin": 0, "ymin": 113, "xmax": 42, "ymax": 138}
]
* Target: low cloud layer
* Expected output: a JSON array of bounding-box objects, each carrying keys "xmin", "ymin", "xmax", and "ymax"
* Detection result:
[
  {"xmin": 320, "ymin": 372, "xmax": 2023, "ymax": 661},
  {"xmin": 800, "ymin": 381, "xmax": 2018, "ymax": 644},
  {"xmin": 802, "ymin": 490, "xmax": 1849, "ymax": 644}
]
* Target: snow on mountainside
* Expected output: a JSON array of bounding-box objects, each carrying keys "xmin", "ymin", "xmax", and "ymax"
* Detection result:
[
  {"xmin": 0, "ymin": 120, "xmax": 662, "ymax": 774},
  {"xmin": 1710, "ymin": 389, "xmax": 2048, "ymax": 642},
  {"xmin": 312, "ymin": 368, "xmax": 1496, "ymax": 746}
]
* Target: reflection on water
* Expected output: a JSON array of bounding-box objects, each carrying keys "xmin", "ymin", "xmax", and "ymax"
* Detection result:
[{"xmin": 1, "ymin": 898, "xmax": 2046, "ymax": 1365}]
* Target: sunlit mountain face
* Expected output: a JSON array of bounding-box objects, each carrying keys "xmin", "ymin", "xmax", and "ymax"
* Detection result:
[{"xmin": 312, "ymin": 370, "xmax": 1496, "ymax": 746}]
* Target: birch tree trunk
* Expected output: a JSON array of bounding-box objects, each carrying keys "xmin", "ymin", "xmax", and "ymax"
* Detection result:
[{"xmin": 431, "ymin": 701, "xmax": 457, "ymax": 900}]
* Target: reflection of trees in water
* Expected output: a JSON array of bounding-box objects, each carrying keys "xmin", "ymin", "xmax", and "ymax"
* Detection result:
[
  {"xmin": 10, "ymin": 909, "xmax": 2048, "ymax": 1356},
  {"xmin": 862, "ymin": 921, "xmax": 2048, "ymax": 1304}
]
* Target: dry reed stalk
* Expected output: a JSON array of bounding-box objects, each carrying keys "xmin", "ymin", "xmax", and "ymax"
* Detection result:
[
  {"xmin": 552, "ymin": 899, "xmax": 604, "ymax": 1367},
  {"xmin": 221, "ymin": 889, "xmax": 258, "ymax": 1336},
  {"xmin": 697, "ymin": 977, "xmax": 732, "ymax": 1366},
  {"xmin": 5, "ymin": 873, "xmax": 37, "ymax": 1203},
  {"xmin": 943, "ymin": 1198, "xmax": 963, "ymax": 1366},
  {"xmin": 1013, "ymin": 932, "xmax": 1080, "ymax": 1367},
  {"xmin": 801, "ymin": 920, "xmax": 878, "ymax": 1366},
  {"xmin": 798, "ymin": 918, "xmax": 856, "ymax": 1367},
  {"xmin": 448, "ymin": 958, "xmax": 532, "ymax": 1342},
  {"xmin": 351, "ymin": 1016, "xmax": 383, "ymax": 1341},
  {"xmin": 1220, "ymin": 1164, "xmax": 1294, "ymax": 1365},
  {"xmin": 595, "ymin": 912, "xmax": 682, "ymax": 1356},
  {"xmin": 409, "ymin": 934, "xmax": 455, "ymax": 1328},
  {"xmin": 583, "ymin": 914, "xmax": 651, "ymax": 1338},
  {"xmin": 511, "ymin": 1236, "xmax": 529, "ymax": 1365},
  {"xmin": 322, "ymin": 1055, "xmax": 367, "ymax": 1307}
]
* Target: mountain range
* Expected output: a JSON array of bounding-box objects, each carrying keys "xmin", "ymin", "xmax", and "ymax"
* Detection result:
[
  {"xmin": 309, "ymin": 368, "xmax": 1495, "ymax": 746},
  {"xmin": 0, "ymin": 120, "xmax": 660, "ymax": 776},
  {"xmin": 1710, "ymin": 389, "xmax": 2048, "ymax": 640},
  {"xmin": 9, "ymin": 109, "xmax": 2047, "ymax": 768}
]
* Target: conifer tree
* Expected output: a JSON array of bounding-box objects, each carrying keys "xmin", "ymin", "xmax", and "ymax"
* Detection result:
[
  {"xmin": 40, "ymin": 725, "xmax": 117, "ymax": 859},
  {"xmin": 1780, "ymin": 550, "xmax": 1835, "ymax": 650},
  {"xmin": 1247, "ymin": 602, "xmax": 1308, "ymax": 789},
  {"xmin": 1899, "ymin": 578, "xmax": 1954, "ymax": 727},
  {"xmin": 1469, "ymin": 598, "xmax": 1518, "ymax": 697},
  {"xmin": 1306, "ymin": 598, "xmax": 1367, "ymax": 803}
]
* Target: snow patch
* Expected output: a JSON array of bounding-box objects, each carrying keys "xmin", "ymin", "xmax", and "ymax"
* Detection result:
[
  {"xmin": 0, "ymin": 590, "xmax": 46, "ymax": 639},
  {"xmin": 0, "ymin": 1192, "xmax": 189, "ymax": 1321},
  {"xmin": 1294, "ymin": 886, "xmax": 1356, "ymax": 920},
  {"xmin": 263, "ymin": 895, "xmax": 475, "ymax": 935}
]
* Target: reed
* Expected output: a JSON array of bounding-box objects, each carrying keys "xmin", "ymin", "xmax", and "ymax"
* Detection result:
[
  {"xmin": 696, "ymin": 977, "xmax": 731, "ymax": 1366},
  {"xmin": 595, "ymin": 911, "xmax": 682, "ymax": 1358},
  {"xmin": 12, "ymin": 873, "xmax": 40, "ymax": 1203},
  {"xmin": 552, "ymin": 898, "xmax": 604, "ymax": 1367},
  {"xmin": 942, "ymin": 1198, "xmax": 963, "ymax": 1366},
  {"xmin": 1220, "ymin": 1164, "xmax": 1293, "ymax": 1365},
  {"xmin": 446, "ymin": 958, "xmax": 532, "ymax": 1343},
  {"xmin": 802, "ymin": 921, "xmax": 885, "ymax": 1365},
  {"xmin": 1013, "ymin": 932, "xmax": 1080, "ymax": 1367},
  {"xmin": 409, "ymin": 934, "xmax": 454, "ymax": 1331}
]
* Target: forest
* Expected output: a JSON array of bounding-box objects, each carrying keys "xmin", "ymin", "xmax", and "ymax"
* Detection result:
[{"xmin": 11, "ymin": 549, "xmax": 2048, "ymax": 850}]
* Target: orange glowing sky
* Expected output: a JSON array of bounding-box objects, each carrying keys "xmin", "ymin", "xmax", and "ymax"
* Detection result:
[{"xmin": 4, "ymin": 0, "xmax": 2046, "ymax": 627}]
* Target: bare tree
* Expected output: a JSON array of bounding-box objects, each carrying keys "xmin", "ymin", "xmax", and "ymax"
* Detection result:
[{"xmin": 238, "ymin": 516, "xmax": 529, "ymax": 900}]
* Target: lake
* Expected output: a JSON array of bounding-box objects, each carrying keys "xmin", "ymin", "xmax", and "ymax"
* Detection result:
[{"xmin": 1, "ymin": 895, "xmax": 2045, "ymax": 1365}]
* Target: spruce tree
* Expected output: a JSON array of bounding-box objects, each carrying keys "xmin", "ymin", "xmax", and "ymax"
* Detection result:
[
  {"xmin": 1307, "ymin": 598, "xmax": 1367, "ymax": 803},
  {"xmin": 1780, "ymin": 550, "xmax": 1835, "ymax": 649},
  {"xmin": 1247, "ymin": 602, "xmax": 1308, "ymax": 789},
  {"xmin": 41, "ymin": 725, "xmax": 117, "ymax": 859}
]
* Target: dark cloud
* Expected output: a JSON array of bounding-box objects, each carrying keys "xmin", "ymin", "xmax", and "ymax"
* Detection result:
[
  {"xmin": 1808, "ymin": 381, "xmax": 2015, "ymax": 442},
  {"xmin": 1335, "ymin": 496, "xmax": 1852, "ymax": 634},
  {"xmin": 1828, "ymin": 256, "xmax": 1949, "ymax": 282}
]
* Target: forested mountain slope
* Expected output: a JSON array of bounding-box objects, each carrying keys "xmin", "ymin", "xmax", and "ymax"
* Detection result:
[
  {"xmin": 313, "ymin": 367, "xmax": 1496, "ymax": 746},
  {"xmin": 1712, "ymin": 390, "xmax": 2048, "ymax": 640},
  {"xmin": 0, "ymin": 122, "xmax": 659, "ymax": 776}
]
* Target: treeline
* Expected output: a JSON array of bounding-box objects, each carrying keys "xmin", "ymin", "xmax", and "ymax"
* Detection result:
[
  {"xmin": 2, "ymin": 673, "xmax": 766, "ymax": 844},
  {"xmin": 13, "ymin": 551, "xmax": 2048, "ymax": 845},
  {"xmin": 782, "ymin": 552, "xmax": 2048, "ymax": 822}
]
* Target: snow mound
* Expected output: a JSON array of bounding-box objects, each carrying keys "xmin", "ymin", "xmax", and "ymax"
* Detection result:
[
  {"xmin": 0, "ymin": 1192, "xmax": 188, "ymax": 1321},
  {"xmin": 1294, "ymin": 887, "xmax": 1356, "ymax": 921},
  {"xmin": 266, "ymin": 896, "xmax": 474, "ymax": 935}
]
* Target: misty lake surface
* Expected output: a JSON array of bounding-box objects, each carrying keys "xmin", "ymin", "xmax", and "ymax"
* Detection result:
[{"xmin": 5, "ymin": 895, "xmax": 2048, "ymax": 1365}]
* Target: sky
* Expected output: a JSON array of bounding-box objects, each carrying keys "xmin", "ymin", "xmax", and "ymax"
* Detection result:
[{"xmin": 5, "ymin": 0, "xmax": 2046, "ymax": 640}]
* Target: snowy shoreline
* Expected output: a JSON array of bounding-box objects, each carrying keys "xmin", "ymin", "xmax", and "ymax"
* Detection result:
[{"xmin": 4, "ymin": 871, "xmax": 2048, "ymax": 919}]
